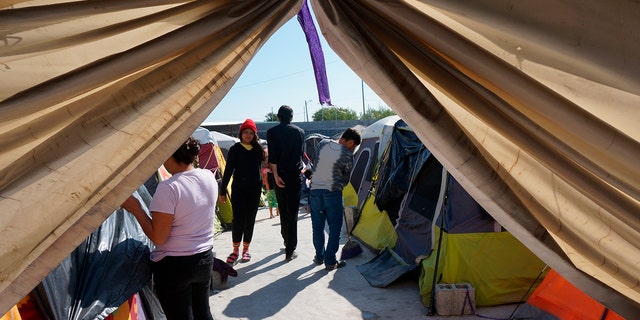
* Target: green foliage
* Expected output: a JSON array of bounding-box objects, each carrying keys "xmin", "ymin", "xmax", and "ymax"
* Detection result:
[
  {"xmin": 312, "ymin": 106, "xmax": 358, "ymax": 121},
  {"xmin": 264, "ymin": 112, "xmax": 278, "ymax": 122},
  {"xmin": 306, "ymin": 105, "xmax": 395, "ymax": 122},
  {"xmin": 362, "ymin": 106, "xmax": 395, "ymax": 121}
]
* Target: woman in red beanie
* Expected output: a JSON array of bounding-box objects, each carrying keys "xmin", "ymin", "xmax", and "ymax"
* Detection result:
[{"xmin": 219, "ymin": 118, "xmax": 265, "ymax": 265}]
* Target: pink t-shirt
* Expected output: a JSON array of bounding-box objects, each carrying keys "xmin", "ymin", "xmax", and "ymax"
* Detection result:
[{"xmin": 149, "ymin": 168, "xmax": 218, "ymax": 262}]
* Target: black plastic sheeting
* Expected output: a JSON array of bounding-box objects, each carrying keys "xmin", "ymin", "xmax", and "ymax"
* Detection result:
[
  {"xmin": 389, "ymin": 156, "xmax": 443, "ymax": 266},
  {"xmin": 375, "ymin": 120, "xmax": 432, "ymax": 224},
  {"xmin": 359, "ymin": 121, "xmax": 439, "ymax": 287},
  {"xmin": 35, "ymin": 182, "xmax": 165, "ymax": 319}
]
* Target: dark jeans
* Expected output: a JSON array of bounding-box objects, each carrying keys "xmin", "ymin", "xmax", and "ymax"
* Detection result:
[
  {"xmin": 274, "ymin": 172, "xmax": 302, "ymax": 256},
  {"xmin": 310, "ymin": 189, "xmax": 344, "ymax": 266},
  {"xmin": 152, "ymin": 250, "xmax": 214, "ymax": 320}
]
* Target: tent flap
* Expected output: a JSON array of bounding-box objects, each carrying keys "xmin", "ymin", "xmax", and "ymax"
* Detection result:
[
  {"xmin": 0, "ymin": 0, "xmax": 302, "ymax": 313},
  {"xmin": 312, "ymin": 1, "xmax": 640, "ymax": 317},
  {"xmin": 2, "ymin": 0, "xmax": 640, "ymax": 318}
]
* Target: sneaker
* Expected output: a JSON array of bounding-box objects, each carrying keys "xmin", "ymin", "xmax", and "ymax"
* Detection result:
[
  {"xmin": 325, "ymin": 261, "xmax": 346, "ymax": 271},
  {"xmin": 313, "ymin": 256, "xmax": 323, "ymax": 265},
  {"xmin": 285, "ymin": 251, "xmax": 298, "ymax": 261}
]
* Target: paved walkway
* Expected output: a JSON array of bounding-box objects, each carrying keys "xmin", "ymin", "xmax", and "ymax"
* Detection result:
[{"xmin": 208, "ymin": 207, "xmax": 534, "ymax": 320}]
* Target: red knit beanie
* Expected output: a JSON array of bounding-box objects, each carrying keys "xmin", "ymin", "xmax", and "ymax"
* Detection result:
[{"xmin": 239, "ymin": 118, "xmax": 257, "ymax": 133}]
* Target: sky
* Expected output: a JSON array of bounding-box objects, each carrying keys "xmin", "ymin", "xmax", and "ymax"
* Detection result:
[{"xmin": 204, "ymin": 11, "xmax": 388, "ymax": 124}]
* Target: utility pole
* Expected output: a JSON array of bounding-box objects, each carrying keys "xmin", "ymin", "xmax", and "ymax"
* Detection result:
[{"xmin": 304, "ymin": 100, "xmax": 312, "ymax": 122}]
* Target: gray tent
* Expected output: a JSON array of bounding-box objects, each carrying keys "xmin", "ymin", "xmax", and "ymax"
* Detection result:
[{"xmin": 354, "ymin": 120, "xmax": 546, "ymax": 307}]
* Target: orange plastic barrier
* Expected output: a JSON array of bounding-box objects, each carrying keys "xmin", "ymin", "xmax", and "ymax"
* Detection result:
[
  {"xmin": 528, "ymin": 269, "xmax": 624, "ymax": 320},
  {"xmin": 105, "ymin": 293, "xmax": 144, "ymax": 320}
]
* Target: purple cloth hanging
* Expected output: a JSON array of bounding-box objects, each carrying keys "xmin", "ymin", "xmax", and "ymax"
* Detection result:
[{"xmin": 297, "ymin": 0, "xmax": 332, "ymax": 106}]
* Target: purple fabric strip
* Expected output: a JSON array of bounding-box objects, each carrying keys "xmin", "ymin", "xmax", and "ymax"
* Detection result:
[{"xmin": 297, "ymin": 0, "xmax": 332, "ymax": 106}]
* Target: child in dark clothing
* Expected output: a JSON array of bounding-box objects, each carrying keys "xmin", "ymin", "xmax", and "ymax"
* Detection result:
[{"xmin": 219, "ymin": 119, "xmax": 265, "ymax": 265}]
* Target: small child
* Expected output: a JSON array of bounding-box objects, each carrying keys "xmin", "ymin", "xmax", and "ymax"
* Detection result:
[
  {"xmin": 299, "ymin": 172, "xmax": 311, "ymax": 214},
  {"xmin": 262, "ymin": 147, "xmax": 279, "ymax": 218}
]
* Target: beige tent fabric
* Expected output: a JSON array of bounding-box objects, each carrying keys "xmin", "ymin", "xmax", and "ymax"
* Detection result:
[
  {"xmin": 1, "ymin": 0, "xmax": 639, "ymax": 317},
  {"xmin": 310, "ymin": 0, "xmax": 640, "ymax": 317},
  {"xmin": 0, "ymin": 0, "xmax": 302, "ymax": 313}
]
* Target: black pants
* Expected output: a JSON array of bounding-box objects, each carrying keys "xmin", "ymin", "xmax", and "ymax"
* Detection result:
[
  {"xmin": 230, "ymin": 183, "xmax": 262, "ymax": 243},
  {"xmin": 152, "ymin": 250, "xmax": 214, "ymax": 320},
  {"xmin": 274, "ymin": 172, "xmax": 302, "ymax": 256}
]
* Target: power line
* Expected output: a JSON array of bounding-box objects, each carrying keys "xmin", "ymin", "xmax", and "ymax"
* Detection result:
[{"xmin": 234, "ymin": 59, "xmax": 340, "ymax": 88}]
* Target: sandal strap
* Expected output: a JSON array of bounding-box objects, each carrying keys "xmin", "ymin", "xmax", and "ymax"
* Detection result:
[
  {"xmin": 240, "ymin": 251, "xmax": 251, "ymax": 262},
  {"xmin": 226, "ymin": 252, "xmax": 238, "ymax": 263}
]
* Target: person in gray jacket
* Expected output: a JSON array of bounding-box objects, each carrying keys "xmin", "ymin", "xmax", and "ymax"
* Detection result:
[{"xmin": 306, "ymin": 128, "xmax": 361, "ymax": 270}]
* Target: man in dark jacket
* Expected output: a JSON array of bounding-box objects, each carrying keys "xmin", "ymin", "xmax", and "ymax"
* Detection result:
[{"xmin": 267, "ymin": 105, "xmax": 305, "ymax": 261}]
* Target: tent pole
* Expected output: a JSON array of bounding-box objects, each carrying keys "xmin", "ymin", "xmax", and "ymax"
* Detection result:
[
  {"xmin": 508, "ymin": 264, "xmax": 549, "ymax": 319},
  {"xmin": 427, "ymin": 172, "xmax": 449, "ymax": 316}
]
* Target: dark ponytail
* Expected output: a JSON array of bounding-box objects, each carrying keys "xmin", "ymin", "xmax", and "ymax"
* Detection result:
[
  {"xmin": 172, "ymin": 136, "xmax": 200, "ymax": 165},
  {"xmin": 251, "ymin": 134, "xmax": 266, "ymax": 161}
]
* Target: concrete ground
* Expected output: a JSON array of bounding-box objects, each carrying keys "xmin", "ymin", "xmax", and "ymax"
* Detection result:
[{"xmin": 208, "ymin": 207, "xmax": 540, "ymax": 320}]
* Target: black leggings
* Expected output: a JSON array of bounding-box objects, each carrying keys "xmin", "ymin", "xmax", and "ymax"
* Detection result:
[{"xmin": 230, "ymin": 183, "xmax": 262, "ymax": 244}]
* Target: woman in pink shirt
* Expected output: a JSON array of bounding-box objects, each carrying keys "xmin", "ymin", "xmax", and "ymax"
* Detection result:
[{"xmin": 122, "ymin": 136, "xmax": 217, "ymax": 320}]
